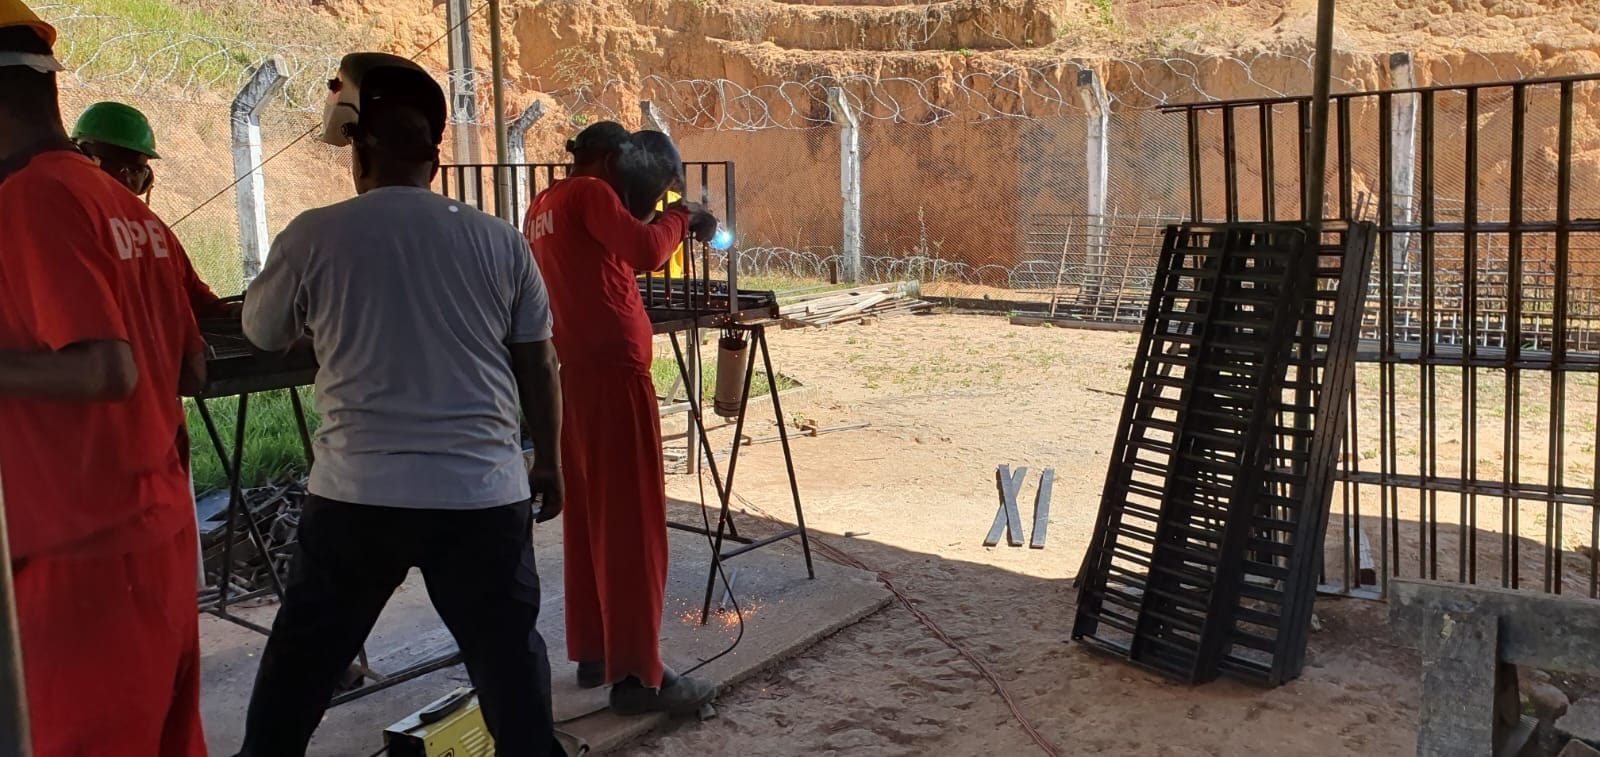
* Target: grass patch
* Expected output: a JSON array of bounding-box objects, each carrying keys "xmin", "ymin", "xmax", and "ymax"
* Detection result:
[
  {"xmin": 650, "ymin": 356, "xmax": 797, "ymax": 399},
  {"xmin": 186, "ymin": 388, "xmax": 318, "ymax": 495},
  {"xmin": 178, "ymin": 222, "xmax": 246, "ymax": 296},
  {"xmin": 53, "ymin": 0, "xmax": 354, "ymax": 107}
]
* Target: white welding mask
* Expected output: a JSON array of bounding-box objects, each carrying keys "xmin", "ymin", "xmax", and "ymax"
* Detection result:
[{"xmin": 320, "ymin": 52, "xmax": 435, "ymax": 147}]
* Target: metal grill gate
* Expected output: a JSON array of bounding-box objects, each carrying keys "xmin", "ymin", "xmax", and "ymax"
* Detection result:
[
  {"xmin": 1164, "ymin": 74, "xmax": 1600, "ymax": 600},
  {"xmin": 1074, "ymin": 221, "xmax": 1375, "ymax": 686}
]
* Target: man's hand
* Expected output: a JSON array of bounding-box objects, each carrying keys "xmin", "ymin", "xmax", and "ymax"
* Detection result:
[
  {"xmin": 684, "ymin": 202, "xmax": 718, "ymax": 244},
  {"xmin": 529, "ymin": 464, "xmax": 565, "ymax": 523}
]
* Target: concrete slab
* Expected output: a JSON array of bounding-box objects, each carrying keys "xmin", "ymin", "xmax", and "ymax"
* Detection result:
[{"xmin": 199, "ymin": 511, "xmax": 890, "ymax": 755}]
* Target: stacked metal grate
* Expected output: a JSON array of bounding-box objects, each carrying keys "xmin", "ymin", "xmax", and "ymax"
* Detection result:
[{"xmin": 1072, "ymin": 220, "xmax": 1376, "ymax": 687}]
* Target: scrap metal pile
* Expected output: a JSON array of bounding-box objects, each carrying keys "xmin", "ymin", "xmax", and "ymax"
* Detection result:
[
  {"xmin": 1072, "ymin": 221, "xmax": 1375, "ymax": 687},
  {"xmin": 195, "ymin": 479, "xmax": 306, "ymax": 604}
]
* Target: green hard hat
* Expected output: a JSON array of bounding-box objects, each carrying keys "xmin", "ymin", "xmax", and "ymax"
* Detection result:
[{"xmin": 71, "ymin": 101, "xmax": 160, "ymax": 158}]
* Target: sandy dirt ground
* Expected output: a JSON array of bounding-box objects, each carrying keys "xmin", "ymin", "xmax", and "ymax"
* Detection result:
[{"xmin": 624, "ymin": 313, "xmax": 1425, "ymax": 757}]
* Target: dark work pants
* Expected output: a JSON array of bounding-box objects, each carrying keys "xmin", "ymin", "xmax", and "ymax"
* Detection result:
[{"xmin": 238, "ymin": 495, "xmax": 563, "ymax": 757}]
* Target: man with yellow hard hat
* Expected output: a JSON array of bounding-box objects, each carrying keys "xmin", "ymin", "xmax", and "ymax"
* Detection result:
[{"xmin": 0, "ymin": 1, "xmax": 208, "ymax": 753}]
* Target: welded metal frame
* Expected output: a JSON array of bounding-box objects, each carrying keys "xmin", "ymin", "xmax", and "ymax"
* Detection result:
[
  {"xmin": 1074, "ymin": 219, "xmax": 1375, "ymax": 686},
  {"xmin": 1162, "ymin": 73, "xmax": 1600, "ymax": 600}
]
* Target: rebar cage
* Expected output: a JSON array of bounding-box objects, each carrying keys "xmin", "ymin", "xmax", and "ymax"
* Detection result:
[{"xmin": 1161, "ymin": 73, "xmax": 1600, "ymax": 600}]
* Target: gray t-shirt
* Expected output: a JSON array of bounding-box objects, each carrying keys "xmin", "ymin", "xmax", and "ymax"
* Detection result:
[{"xmin": 242, "ymin": 186, "xmax": 551, "ymax": 510}]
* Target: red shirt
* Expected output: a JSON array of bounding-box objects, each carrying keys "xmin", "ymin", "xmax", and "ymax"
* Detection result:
[
  {"xmin": 524, "ymin": 177, "xmax": 688, "ymax": 370},
  {"xmin": 0, "ymin": 151, "xmax": 200, "ymax": 560}
]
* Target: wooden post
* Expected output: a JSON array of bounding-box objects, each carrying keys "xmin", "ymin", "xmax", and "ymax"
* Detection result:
[
  {"xmin": 487, "ymin": 0, "xmax": 511, "ymax": 221},
  {"xmin": 1078, "ymin": 68, "xmax": 1110, "ymax": 301},
  {"xmin": 444, "ymin": 0, "xmax": 481, "ymax": 208},
  {"xmin": 829, "ymin": 87, "xmax": 862, "ymax": 284},
  {"xmin": 1304, "ymin": 0, "xmax": 1337, "ymax": 225}
]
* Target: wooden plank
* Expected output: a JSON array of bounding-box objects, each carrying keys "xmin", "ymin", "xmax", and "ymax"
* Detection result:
[
  {"xmin": 817, "ymin": 293, "xmax": 891, "ymax": 324},
  {"xmin": 1030, "ymin": 467, "xmax": 1055, "ymax": 549}
]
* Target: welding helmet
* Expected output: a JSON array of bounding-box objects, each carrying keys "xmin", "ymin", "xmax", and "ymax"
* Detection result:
[
  {"xmin": 321, "ymin": 52, "xmax": 446, "ymax": 148},
  {"xmin": 0, "ymin": 0, "xmax": 61, "ymax": 72},
  {"xmin": 613, "ymin": 129, "xmax": 683, "ymax": 220}
]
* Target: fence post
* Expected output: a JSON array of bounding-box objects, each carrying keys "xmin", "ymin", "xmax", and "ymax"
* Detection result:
[
  {"xmin": 1389, "ymin": 52, "xmax": 1419, "ymax": 283},
  {"xmin": 232, "ymin": 56, "xmax": 286, "ymax": 286},
  {"xmin": 829, "ymin": 87, "xmax": 862, "ymax": 284},
  {"xmin": 640, "ymin": 99, "xmax": 671, "ymax": 137},
  {"xmin": 445, "ymin": 0, "xmax": 481, "ymax": 208},
  {"xmin": 1078, "ymin": 68, "xmax": 1111, "ymax": 302},
  {"xmin": 504, "ymin": 102, "xmax": 545, "ymax": 225}
]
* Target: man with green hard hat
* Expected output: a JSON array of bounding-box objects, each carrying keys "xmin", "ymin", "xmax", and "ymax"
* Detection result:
[
  {"xmin": 72, "ymin": 100, "xmax": 158, "ymax": 197},
  {"xmin": 71, "ymin": 100, "xmax": 237, "ymax": 320}
]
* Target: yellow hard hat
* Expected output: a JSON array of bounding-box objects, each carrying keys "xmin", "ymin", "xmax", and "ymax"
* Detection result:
[{"xmin": 0, "ymin": 0, "xmax": 56, "ymax": 48}]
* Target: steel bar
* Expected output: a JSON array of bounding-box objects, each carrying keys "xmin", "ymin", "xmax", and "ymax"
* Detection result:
[
  {"xmin": 1223, "ymin": 106, "xmax": 1239, "ymax": 222},
  {"xmin": 1377, "ymin": 91, "xmax": 1398, "ymax": 594},
  {"xmin": 1304, "ymin": 0, "xmax": 1337, "ymax": 224},
  {"xmin": 1187, "ymin": 109, "xmax": 1203, "ymax": 221},
  {"xmin": 1549, "ymin": 81, "xmax": 1575, "ymax": 594},
  {"xmin": 1461, "ymin": 88, "xmax": 1478, "ymax": 584},
  {"xmin": 1420, "ymin": 90, "xmax": 1438, "ymax": 580},
  {"xmin": 1259, "ymin": 106, "xmax": 1276, "ymax": 222}
]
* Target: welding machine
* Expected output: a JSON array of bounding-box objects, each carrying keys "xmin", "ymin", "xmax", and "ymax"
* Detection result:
[
  {"xmin": 383, "ymin": 687, "xmax": 492, "ymax": 757},
  {"xmin": 384, "ymin": 687, "xmax": 590, "ymax": 756}
]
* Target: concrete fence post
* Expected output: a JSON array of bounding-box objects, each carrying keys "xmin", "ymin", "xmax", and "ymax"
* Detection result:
[
  {"xmin": 504, "ymin": 102, "xmax": 545, "ymax": 225},
  {"xmin": 444, "ymin": 0, "xmax": 481, "ymax": 208},
  {"xmin": 1078, "ymin": 68, "xmax": 1111, "ymax": 301},
  {"xmin": 1389, "ymin": 52, "xmax": 1419, "ymax": 296},
  {"xmin": 829, "ymin": 87, "xmax": 862, "ymax": 284},
  {"xmin": 640, "ymin": 99, "xmax": 671, "ymax": 137},
  {"xmin": 232, "ymin": 56, "xmax": 287, "ymax": 286}
]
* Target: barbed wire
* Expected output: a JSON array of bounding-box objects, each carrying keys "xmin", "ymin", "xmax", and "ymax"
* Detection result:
[
  {"xmin": 32, "ymin": 0, "xmax": 1548, "ymax": 132},
  {"xmin": 36, "ymin": 2, "xmax": 344, "ymax": 108},
  {"xmin": 536, "ymin": 49, "xmax": 1542, "ymax": 130}
]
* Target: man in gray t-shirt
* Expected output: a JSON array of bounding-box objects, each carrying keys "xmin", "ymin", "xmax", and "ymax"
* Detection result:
[{"xmin": 235, "ymin": 55, "xmax": 567, "ymax": 757}]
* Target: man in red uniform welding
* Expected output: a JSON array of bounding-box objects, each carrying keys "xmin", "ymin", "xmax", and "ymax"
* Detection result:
[
  {"xmin": 0, "ymin": 1, "xmax": 208, "ymax": 753},
  {"xmin": 525, "ymin": 121, "xmax": 720, "ymax": 715}
]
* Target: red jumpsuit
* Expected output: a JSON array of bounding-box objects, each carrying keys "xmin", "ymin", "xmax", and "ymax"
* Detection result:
[
  {"xmin": 0, "ymin": 149, "xmax": 206, "ymax": 755},
  {"xmin": 525, "ymin": 176, "xmax": 688, "ymax": 689}
]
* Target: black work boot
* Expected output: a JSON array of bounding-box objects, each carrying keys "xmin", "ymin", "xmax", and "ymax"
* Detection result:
[
  {"xmin": 576, "ymin": 660, "xmax": 606, "ymax": 690},
  {"xmin": 609, "ymin": 668, "xmax": 718, "ymax": 716}
]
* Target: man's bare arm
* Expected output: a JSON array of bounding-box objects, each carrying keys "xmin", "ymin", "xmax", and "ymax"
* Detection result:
[
  {"xmin": 177, "ymin": 348, "xmax": 207, "ymax": 397},
  {"xmin": 0, "ymin": 340, "xmax": 138, "ymax": 401},
  {"xmin": 509, "ymin": 339, "xmax": 564, "ymax": 521}
]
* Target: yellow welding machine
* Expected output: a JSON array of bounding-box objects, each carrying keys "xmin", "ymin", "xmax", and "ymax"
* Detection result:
[{"xmin": 383, "ymin": 687, "xmax": 493, "ymax": 757}]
